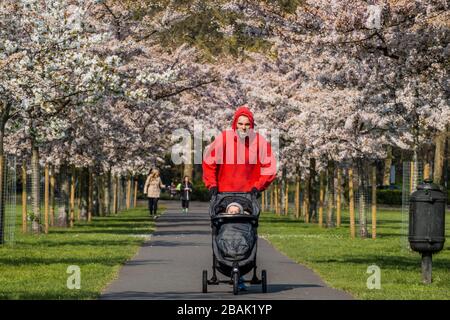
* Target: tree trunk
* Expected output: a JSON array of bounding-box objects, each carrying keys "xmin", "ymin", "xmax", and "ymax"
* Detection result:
[
  {"xmin": 117, "ymin": 176, "xmax": 122, "ymax": 212},
  {"xmin": 0, "ymin": 111, "xmax": 9, "ymax": 243},
  {"xmin": 98, "ymin": 173, "xmax": 104, "ymax": 216},
  {"xmin": 274, "ymin": 182, "xmax": 277, "ymax": 215},
  {"xmin": 309, "ymin": 158, "xmax": 317, "ymax": 223},
  {"xmin": 424, "ymin": 163, "xmax": 431, "ymax": 181},
  {"xmin": 357, "ymin": 161, "xmax": 368, "ymax": 238},
  {"xmin": 57, "ymin": 164, "xmax": 69, "ymax": 227},
  {"xmin": 103, "ymin": 170, "xmax": 111, "ymax": 215},
  {"xmin": 70, "ymin": 166, "xmax": 76, "ymax": 227},
  {"xmin": 129, "ymin": 176, "xmax": 133, "ymax": 209},
  {"xmin": 0, "ymin": 147, "xmax": 5, "ymax": 243},
  {"xmin": 411, "ymin": 150, "xmax": 419, "ymax": 193},
  {"xmin": 383, "ymin": 145, "xmax": 392, "ymax": 186},
  {"xmin": 265, "ymin": 189, "xmax": 268, "ymax": 211},
  {"xmin": 284, "ymin": 180, "xmax": 289, "ymax": 216},
  {"xmin": 95, "ymin": 172, "xmax": 101, "ymax": 216},
  {"xmin": 319, "ymin": 171, "xmax": 325, "ymax": 227},
  {"xmin": 31, "ymin": 142, "xmax": 41, "ymax": 234},
  {"xmin": 77, "ymin": 169, "xmax": 81, "ymax": 221},
  {"xmin": 275, "ymin": 181, "xmax": 280, "ymax": 216},
  {"xmin": 79, "ymin": 167, "xmax": 88, "ymax": 221},
  {"xmin": 183, "ymin": 133, "xmax": 194, "ymax": 182},
  {"xmin": 278, "ymin": 182, "xmax": 282, "ymax": 215},
  {"xmin": 271, "ymin": 185, "xmax": 275, "ymax": 212},
  {"xmin": 304, "ymin": 173, "xmax": 310, "ymax": 223},
  {"xmin": 121, "ymin": 176, "xmax": 126, "ymax": 211},
  {"xmin": 280, "ymin": 177, "xmax": 285, "ymax": 215},
  {"xmin": 134, "ymin": 179, "xmax": 138, "ymax": 208},
  {"xmin": 113, "ymin": 174, "xmax": 118, "ymax": 214},
  {"xmin": 261, "ymin": 190, "xmax": 265, "ymax": 212},
  {"xmin": 126, "ymin": 175, "xmax": 131, "ymax": 210},
  {"xmin": 348, "ymin": 167, "xmax": 355, "ymax": 238},
  {"xmin": 295, "ymin": 176, "xmax": 300, "ymax": 219},
  {"xmin": 326, "ymin": 161, "xmax": 335, "ymax": 228},
  {"xmin": 50, "ymin": 165, "xmax": 55, "ymax": 226},
  {"xmin": 433, "ymin": 129, "xmax": 446, "ymax": 185},
  {"xmin": 336, "ymin": 167, "xmax": 342, "ymax": 227},
  {"xmin": 446, "ymin": 127, "xmax": 450, "ymax": 190},
  {"xmin": 22, "ymin": 161, "xmax": 27, "ymax": 233},
  {"xmin": 184, "ymin": 162, "xmax": 193, "ymax": 182},
  {"xmin": 88, "ymin": 168, "xmax": 93, "ymax": 222},
  {"xmin": 44, "ymin": 164, "xmax": 49, "ymax": 234},
  {"xmin": 371, "ymin": 165, "xmax": 377, "ymax": 239},
  {"xmin": 358, "ymin": 190, "xmax": 368, "ymax": 238},
  {"xmin": 0, "ymin": 120, "xmax": 5, "ymax": 245}
]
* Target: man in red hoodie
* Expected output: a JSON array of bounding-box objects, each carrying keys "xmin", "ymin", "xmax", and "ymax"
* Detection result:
[{"xmin": 202, "ymin": 106, "xmax": 277, "ymax": 199}]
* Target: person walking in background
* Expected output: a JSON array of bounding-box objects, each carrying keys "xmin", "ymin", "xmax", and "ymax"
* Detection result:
[
  {"xmin": 180, "ymin": 176, "xmax": 193, "ymax": 214},
  {"xmin": 143, "ymin": 168, "xmax": 166, "ymax": 218}
]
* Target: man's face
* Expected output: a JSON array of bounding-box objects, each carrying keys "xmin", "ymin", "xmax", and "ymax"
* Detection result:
[
  {"xmin": 227, "ymin": 205, "xmax": 240, "ymax": 215},
  {"xmin": 236, "ymin": 115, "xmax": 251, "ymax": 134}
]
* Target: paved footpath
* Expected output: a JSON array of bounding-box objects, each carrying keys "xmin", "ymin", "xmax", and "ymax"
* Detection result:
[{"xmin": 101, "ymin": 201, "xmax": 353, "ymax": 300}]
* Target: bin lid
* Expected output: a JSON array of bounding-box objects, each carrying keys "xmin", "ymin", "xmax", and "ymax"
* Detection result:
[
  {"xmin": 416, "ymin": 179, "xmax": 442, "ymax": 191},
  {"xmin": 410, "ymin": 179, "xmax": 446, "ymax": 202}
]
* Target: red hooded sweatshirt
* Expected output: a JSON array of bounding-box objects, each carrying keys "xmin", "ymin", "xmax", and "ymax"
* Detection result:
[{"xmin": 202, "ymin": 106, "xmax": 277, "ymax": 192}]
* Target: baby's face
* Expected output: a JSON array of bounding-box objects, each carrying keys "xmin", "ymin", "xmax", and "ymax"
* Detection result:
[{"xmin": 227, "ymin": 205, "xmax": 240, "ymax": 214}]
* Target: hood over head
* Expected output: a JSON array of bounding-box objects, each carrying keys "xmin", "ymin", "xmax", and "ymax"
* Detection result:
[{"xmin": 231, "ymin": 105, "xmax": 254, "ymax": 131}]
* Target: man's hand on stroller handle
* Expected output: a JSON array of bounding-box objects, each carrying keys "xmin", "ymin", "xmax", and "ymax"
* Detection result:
[
  {"xmin": 251, "ymin": 187, "xmax": 261, "ymax": 199},
  {"xmin": 209, "ymin": 186, "xmax": 218, "ymax": 199}
]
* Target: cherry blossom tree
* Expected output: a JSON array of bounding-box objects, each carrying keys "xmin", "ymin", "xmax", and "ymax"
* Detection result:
[
  {"xmin": 2, "ymin": 0, "xmax": 448, "ymax": 239},
  {"xmin": 1, "ymin": 0, "xmax": 122, "ymax": 233}
]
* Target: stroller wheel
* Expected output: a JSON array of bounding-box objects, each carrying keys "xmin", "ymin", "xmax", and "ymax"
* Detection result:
[
  {"xmin": 202, "ymin": 270, "xmax": 208, "ymax": 293},
  {"xmin": 232, "ymin": 272, "xmax": 239, "ymax": 295},
  {"xmin": 261, "ymin": 270, "xmax": 267, "ymax": 293}
]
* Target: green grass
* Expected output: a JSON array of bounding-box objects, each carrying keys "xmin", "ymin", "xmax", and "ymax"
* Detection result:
[
  {"xmin": 0, "ymin": 205, "xmax": 160, "ymax": 299},
  {"xmin": 259, "ymin": 208, "xmax": 450, "ymax": 300}
]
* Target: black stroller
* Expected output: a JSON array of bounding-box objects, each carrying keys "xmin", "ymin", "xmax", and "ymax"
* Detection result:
[{"xmin": 202, "ymin": 192, "xmax": 267, "ymax": 295}]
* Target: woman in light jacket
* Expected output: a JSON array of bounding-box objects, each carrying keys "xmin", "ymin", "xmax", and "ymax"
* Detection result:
[
  {"xmin": 180, "ymin": 176, "xmax": 193, "ymax": 214},
  {"xmin": 143, "ymin": 169, "xmax": 165, "ymax": 217}
]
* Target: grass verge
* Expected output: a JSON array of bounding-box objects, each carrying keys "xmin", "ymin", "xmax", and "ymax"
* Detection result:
[
  {"xmin": 259, "ymin": 208, "xmax": 450, "ymax": 299},
  {"xmin": 0, "ymin": 205, "xmax": 161, "ymax": 299}
]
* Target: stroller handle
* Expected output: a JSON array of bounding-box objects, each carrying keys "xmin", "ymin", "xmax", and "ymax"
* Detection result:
[{"xmin": 213, "ymin": 191, "xmax": 257, "ymax": 198}]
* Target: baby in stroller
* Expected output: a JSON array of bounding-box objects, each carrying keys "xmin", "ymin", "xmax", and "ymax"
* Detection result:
[
  {"xmin": 225, "ymin": 202, "xmax": 250, "ymax": 215},
  {"xmin": 202, "ymin": 192, "xmax": 267, "ymax": 295}
]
